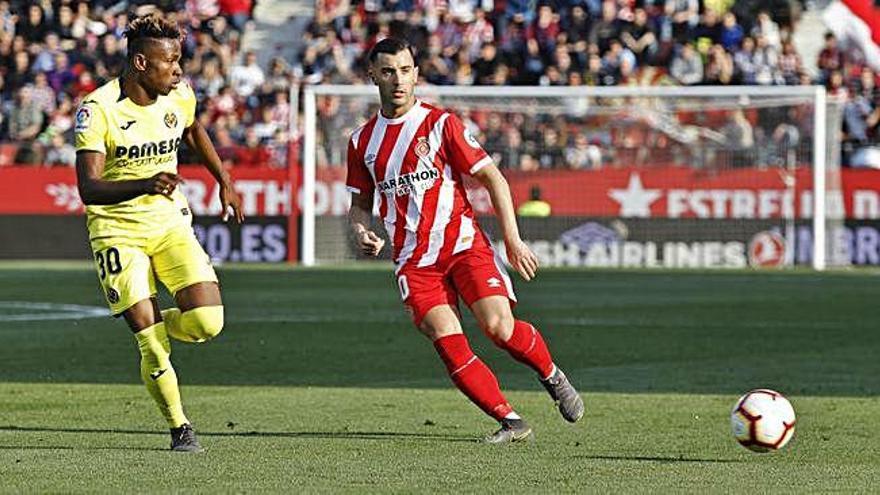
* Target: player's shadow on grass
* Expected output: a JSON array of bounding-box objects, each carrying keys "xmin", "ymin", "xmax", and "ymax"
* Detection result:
[
  {"xmin": 577, "ymin": 454, "xmax": 742, "ymax": 464},
  {"xmin": 0, "ymin": 425, "xmax": 474, "ymax": 443}
]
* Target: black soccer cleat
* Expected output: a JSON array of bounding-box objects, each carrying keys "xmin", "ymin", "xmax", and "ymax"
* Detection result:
[
  {"xmin": 170, "ymin": 423, "xmax": 204, "ymax": 453},
  {"xmin": 541, "ymin": 367, "xmax": 585, "ymax": 423},
  {"xmin": 484, "ymin": 418, "xmax": 534, "ymax": 445}
]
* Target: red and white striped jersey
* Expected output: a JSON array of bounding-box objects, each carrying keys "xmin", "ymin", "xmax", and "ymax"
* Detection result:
[{"xmin": 346, "ymin": 100, "xmax": 493, "ymax": 270}]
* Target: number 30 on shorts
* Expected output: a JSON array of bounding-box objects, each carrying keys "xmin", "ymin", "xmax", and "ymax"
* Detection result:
[
  {"xmin": 95, "ymin": 247, "xmax": 122, "ymax": 279},
  {"xmin": 397, "ymin": 275, "xmax": 410, "ymax": 301}
]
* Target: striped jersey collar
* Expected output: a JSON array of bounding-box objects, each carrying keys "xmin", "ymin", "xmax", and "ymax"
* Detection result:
[{"xmin": 377, "ymin": 99, "xmax": 423, "ymax": 125}]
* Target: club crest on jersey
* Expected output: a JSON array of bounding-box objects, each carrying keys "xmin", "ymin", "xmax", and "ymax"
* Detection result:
[
  {"xmin": 106, "ymin": 288, "xmax": 120, "ymax": 304},
  {"xmin": 414, "ymin": 137, "xmax": 430, "ymax": 158},
  {"xmin": 378, "ymin": 168, "xmax": 440, "ymax": 197},
  {"xmin": 464, "ymin": 128, "xmax": 481, "ymax": 149},
  {"xmin": 164, "ymin": 111, "xmax": 178, "ymax": 129},
  {"xmin": 74, "ymin": 106, "xmax": 92, "ymax": 132}
]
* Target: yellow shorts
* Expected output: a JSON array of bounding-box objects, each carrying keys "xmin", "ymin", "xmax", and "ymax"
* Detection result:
[{"xmin": 90, "ymin": 225, "xmax": 218, "ymax": 315}]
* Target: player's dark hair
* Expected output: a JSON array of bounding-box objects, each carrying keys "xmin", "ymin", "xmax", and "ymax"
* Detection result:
[
  {"xmin": 124, "ymin": 14, "xmax": 182, "ymax": 59},
  {"xmin": 368, "ymin": 37, "xmax": 414, "ymax": 64}
]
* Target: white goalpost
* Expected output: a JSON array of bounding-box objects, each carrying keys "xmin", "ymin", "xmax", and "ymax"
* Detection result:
[{"xmin": 300, "ymin": 84, "xmax": 844, "ymax": 270}]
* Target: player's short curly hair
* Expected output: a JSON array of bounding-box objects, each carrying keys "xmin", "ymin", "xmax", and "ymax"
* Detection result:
[{"xmin": 124, "ymin": 14, "xmax": 182, "ymax": 57}]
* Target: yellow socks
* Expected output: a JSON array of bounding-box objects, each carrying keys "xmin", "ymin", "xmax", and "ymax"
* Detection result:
[
  {"xmin": 162, "ymin": 305, "xmax": 224, "ymax": 343},
  {"xmin": 134, "ymin": 322, "xmax": 188, "ymax": 428}
]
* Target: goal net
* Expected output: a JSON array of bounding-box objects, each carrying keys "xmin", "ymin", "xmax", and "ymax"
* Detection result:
[{"xmin": 301, "ymin": 85, "xmax": 845, "ymax": 270}]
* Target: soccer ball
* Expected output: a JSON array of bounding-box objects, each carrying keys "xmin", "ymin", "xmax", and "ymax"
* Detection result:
[{"xmin": 730, "ymin": 388, "xmax": 796, "ymax": 452}]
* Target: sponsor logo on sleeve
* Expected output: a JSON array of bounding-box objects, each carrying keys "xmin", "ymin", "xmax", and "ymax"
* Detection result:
[
  {"xmin": 74, "ymin": 106, "xmax": 92, "ymax": 132},
  {"xmin": 464, "ymin": 128, "xmax": 481, "ymax": 149}
]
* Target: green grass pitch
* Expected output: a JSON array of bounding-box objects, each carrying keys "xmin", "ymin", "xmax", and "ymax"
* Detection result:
[{"xmin": 0, "ymin": 264, "xmax": 877, "ymax": 492}]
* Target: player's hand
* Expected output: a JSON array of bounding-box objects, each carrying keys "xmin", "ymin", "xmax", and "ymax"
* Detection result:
[
  {"xmin": 506, "ymin": 238, "xmax": 538, "ymax": 281},
  {"xmin": 219, "ymin": 182, "xmax": 244, "ymax": 223},
  {"xmin": 146, "ymin": 172, "xmax": 182, "ymax": 198},
  {"xmin": 357, "ymin": 229, "xmax": 385, "ymax": 257}
]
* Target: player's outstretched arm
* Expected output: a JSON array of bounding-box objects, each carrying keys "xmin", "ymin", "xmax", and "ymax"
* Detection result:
[
  {"xmin": 472, "ymin": 163, "xmax": 538, "ymax": 281},
  {"xmin": 76, "ymin": 150, "xmax": 181, "ymax": 205},
  {"xmin": 182, "ymin": 121, "xmax": 244, "ymax": 223},
  {"xmin": 348, "ymin": 191, "xmax": 384, "ymax": 257}
]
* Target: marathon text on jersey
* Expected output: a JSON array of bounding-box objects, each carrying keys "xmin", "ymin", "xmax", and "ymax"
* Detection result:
[{"xmin": 378, "ymin": 168, "xmax": 441, "ymax": 197}]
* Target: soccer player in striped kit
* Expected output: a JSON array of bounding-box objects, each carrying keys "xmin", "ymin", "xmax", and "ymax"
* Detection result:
[{"xmin": 346, "ymin": 38, "xmax": 584, "ymax": 443}]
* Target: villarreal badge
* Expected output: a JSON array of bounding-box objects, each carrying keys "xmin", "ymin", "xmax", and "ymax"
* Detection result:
[
  {"xmin": 164, "ymin": 111, "xmax": 178, "ymax": 129},
  {"xmin": 106, "ymin": 288, "xmax": 120, "ymax": 304}
]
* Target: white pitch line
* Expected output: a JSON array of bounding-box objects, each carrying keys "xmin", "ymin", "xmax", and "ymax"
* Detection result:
[{"xmin": 0, "ymin": 301, "xmax": 110, "ymax": 322}]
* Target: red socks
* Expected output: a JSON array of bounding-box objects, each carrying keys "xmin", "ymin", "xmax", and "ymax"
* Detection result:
[
  {"xmin": 433, "ymin": 334, "xmax": 513, "ymax": 420},
  {"xmin": 497, "ymin": 320, "xmax": 555, "ymax": 379}
]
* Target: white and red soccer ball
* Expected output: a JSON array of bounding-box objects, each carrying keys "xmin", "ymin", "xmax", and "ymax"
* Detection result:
[{"xmin": 730, "ymin": 389, "xmax": 796, "ymax": 452}]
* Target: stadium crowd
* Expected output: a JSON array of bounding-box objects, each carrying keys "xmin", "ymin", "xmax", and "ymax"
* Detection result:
[
  {"xmin": 0, "ymin": 0, "xmax": 876, "ymax": 169},
  {"xmin": 303, "ymin": 0, "xmax": 879, "ymax": 169},
  {"xmin": 0, "ymin": 0, "xmax": 298, "ymax": 168}
]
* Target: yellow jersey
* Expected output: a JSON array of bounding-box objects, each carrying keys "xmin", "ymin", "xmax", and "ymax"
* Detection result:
[{"xmin": 74, "ymin": 78, "xmax": 196, "ymax": 240}]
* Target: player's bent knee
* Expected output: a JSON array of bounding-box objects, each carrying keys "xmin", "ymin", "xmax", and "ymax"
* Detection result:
[
  {"xmin": 181, "ymin": 305, "xmax": 224, "ymax": 342},
  {"xmin": 480, "ymin": 313, "xmax": 514, "ymax": 342}
]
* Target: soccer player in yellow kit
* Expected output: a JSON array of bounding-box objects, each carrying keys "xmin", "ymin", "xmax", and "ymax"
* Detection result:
[{"xmin": 74, "ymin": 14, "xmax": 244, "ymax": 452}]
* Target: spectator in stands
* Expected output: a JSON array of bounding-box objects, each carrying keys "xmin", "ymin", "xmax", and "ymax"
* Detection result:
[
  {"xmin": 778, "ymin": 40, "xmax": 802, "ymax": 85},
  {"xmin": 473, "ymin": 42, "xmax": 500, "ymax": 85},
  {"xmin": 719, "ymin": 12, "xmax": 743, "ymax": 52},
  {"xmin": 520, "ymin": 38, "xmax": 545, "ymax": 85},
  {"xmin": 565, "ymin": 133, "xmax": 602, "ymax": 169},
  {"xmin": 53, "ymin": 4, "xmax": 78, "ymax": 44},
  {"xmin": 694, "ymin": 8, "xmax": 723, "ymax": 50},
  {"xmin": 29, "ymin": 71, "xmax": 55, "ymax": 114},
  {"xmin": 751, "ymin": 10, "xmax": 781, "ymax": 50},
  {"xmin": 517, "ymin": 185, "xmax": 552, "ymax": 217},
  {"xmin": 17, "ymin": 5, "xmax": 50, "ymax": 44},
  {"xmin": 733, "ymin": 36, "xmax": 757, "ymax": 84},
  {"xmin": 7, "ymin": 86, "xmax": 43, "ymax": 143},
  {"xmin": 704, "ymin": 43, "xmax": 733, "ymax": 85},
  {"xmin": 99, "ymin": 33, "xmax": 127, "ymax": 77},
  {"xmin": 589, "ymin": 1, "xmax": 620, "ymax": 54},
  {"xmin": 44, "ymin": 131, "xmax": 75, "ymax": 167},
  {"xmin": 32, "ymin": 33, "xmax": 62, "ymax": 73},
  {"xmin": 462, "ymin": 8, "xmax": 494, "ymax": 60},
  {"xmin": 234, "ymin": 127, "xmax": 272, "ymax": 167},
  {"xmin": 252, "ymin": 106, "xmax": 280, "ymax": 142},
  {"xmin": 212, "ymin": 126, "xmax": 238, "ymax": 168},
  {"xmin": 70, "ymin": 69, "xmax": 97, "ymax": 99},
  {"xmin": 499, "ymin": 127, "xmax": 524, "ymax": 169},
  {"xmin": 229, "ymin": 50, "xmax": 265, "ymax": 99},
  {"xmin": 621, "ymin": 8, "xmax": 657, "ymax": 65},
  {"xmin": 816, "ymin": 32, "xmax": 843, "ymax": 84},
  {"xmin": 670, "ymin": 42, "xmax": 703, "ymax": 85},
  {"xmin": 0, "ymin": 1, "xmax": 15, "ymax": 35},
  {"xmin": 264, "ymin": 56, "xmax": 293, "ymax": 93},
  {"xmin": 721, "ymin": 109, "xmax": 754, "ymax": 149},
  {"xmin": 666, "ymin": 0, "xmax": 699, "ymax": 42},
  {"xmin": 219, "ymin": 0, "xmax": 253, "ymax": 32},
  {"xmin": 6, "ymin": 50, "xmax": 32, "ymax": 93},
  {"xmin": 45, "ymin": 94, "xmax": 73, "ymax": 137},
  {"xmin": 195, "ymin": 57, "xmax": 225, "ymax": 100},
  {"xmin": 826, "ymin": 70, "xmax": 848, "ymax": 99},
  {"xmin": 752, "ymin": 34, "xmax": 782, "ymax": 85},
  {"xmin": 527, "ymin": 4, "xmax": 560, "ymax": 57},
  {"xmin": 565, "ymin": 5, "xmax": 590, "ymax": 47},
  {"xmin": 536, "ymin": 127, "xmax": 565, "ymax": 168}
]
